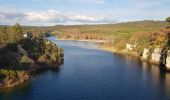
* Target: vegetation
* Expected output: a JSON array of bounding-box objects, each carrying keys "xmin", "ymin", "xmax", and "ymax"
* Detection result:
[
  {"xmin": 0, "ymin": 23, "xmax": 64, "ymax": 88},
  {"xmin": 0, "ymin": 69, "xmax": 18, "ymax": 81},
  {"xmin": 52, "ymin": 20, "xmax": 169, "ymax": 51}
]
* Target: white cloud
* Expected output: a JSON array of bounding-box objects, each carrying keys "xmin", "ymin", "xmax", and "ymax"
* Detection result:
[
  {"xmin": 0, "ymin": 9, "xmax": 114, "ymax": 25},
  {"xmin": 25, "ymin": 10, "xmax": 113, "ymax": 23},
  {"xmin": 0, "ymin": 0, "xmax": 169, "ymax": 26},
  {"xmin": 25, "ymin": 10, "xmax": 61, "ymax": 21}
]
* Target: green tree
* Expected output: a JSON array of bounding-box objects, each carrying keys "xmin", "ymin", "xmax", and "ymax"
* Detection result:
[
  {"xmin": 11, "ymin": 23, "xmax": 24, "ymax": 42},
  {"xmin": 166, "ymin": 16, "xmax": 170, "ymax": 23}
]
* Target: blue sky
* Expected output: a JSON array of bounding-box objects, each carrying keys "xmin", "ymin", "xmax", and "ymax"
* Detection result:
[{"xmin": 0, "ymin": 0, "xmax": 169, "ymax": 26}]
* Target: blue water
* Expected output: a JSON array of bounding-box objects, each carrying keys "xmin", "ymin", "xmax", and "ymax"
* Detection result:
[{"xmin": 0, "ymin": 37, "xmax": 170, "ymax": 100}]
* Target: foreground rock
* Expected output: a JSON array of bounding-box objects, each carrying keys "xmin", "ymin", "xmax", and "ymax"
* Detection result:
[{"xmin": 141, "ymin": 48, "xmax": 151, "ymax": 61}]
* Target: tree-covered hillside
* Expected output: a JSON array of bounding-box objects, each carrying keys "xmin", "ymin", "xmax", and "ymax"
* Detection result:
[{"xmin": 52, "ymin": 20, "xmax": 169, "ymax": 51}]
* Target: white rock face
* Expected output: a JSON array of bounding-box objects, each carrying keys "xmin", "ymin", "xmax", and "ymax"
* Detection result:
[
  {"xmin": 166, "ymin": 50, "xmax": 170, "ymax": 69},
  {"xmin": 142, "ymin": 48, "xmax": 150, "ymax": 60},
  {"xmin": 151, "ymin": 47, "xmax": 162, "ymax": 63}
]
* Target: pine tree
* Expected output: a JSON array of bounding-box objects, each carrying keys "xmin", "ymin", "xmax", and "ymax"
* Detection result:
[{"xmin": 11, "ymin": 23, "xmax": 23, "ymax": 42}]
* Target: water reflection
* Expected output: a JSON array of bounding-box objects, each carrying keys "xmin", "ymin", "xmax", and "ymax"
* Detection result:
[
  {"xmin": 118, "ymin": 54, "xmax": 170, "ymax": 99},
  {"xmin": 141, "ymin": 60, "xmax": 170, "ymax": 99}
]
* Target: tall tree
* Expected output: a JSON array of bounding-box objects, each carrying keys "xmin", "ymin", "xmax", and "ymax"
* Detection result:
[{"xmin": 11, "ymin": 23, "xmax": 23, "ymax": 42}]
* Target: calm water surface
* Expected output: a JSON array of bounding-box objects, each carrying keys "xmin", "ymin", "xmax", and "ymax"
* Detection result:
[{"xmin": 0, "ymin": 37, "xmax": 170, "ymax": 100}]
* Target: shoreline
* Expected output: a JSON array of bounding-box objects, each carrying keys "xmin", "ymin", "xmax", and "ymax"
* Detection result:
[
  {"xmin": 0, "ymin": 64, "xmax": 61, "ymax": 89},
  {"xmin": 56, "ymin": 38, "xmax": 108, "ymax": 43},
  {"xmin": 57, "ymin": 38, "xmax": 169, "ymax": 70},
  {"xmin": 57, "ymin": 38, "xmax": 141, "ymax": 57},
  {"xmin": 99, "ymin": 45, "xmax": 141, "ymax": 57}
]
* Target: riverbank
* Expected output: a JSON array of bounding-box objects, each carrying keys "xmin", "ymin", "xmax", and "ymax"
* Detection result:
[
  {"xmin": 98, "ymin": 43, "xmax": 170, "ymax": 71},
  {"xmin": 56, "ymin": 38, "xmax": 170, "ymax": 71},
  {"xmin": 0, "ymin": 64, "xmax": 62, "ymax": 89},
  {"xmin": 57, "ymin": 38, "xmax": 108, "ymax": 43},
  {"xmin": 56, "ymin": 38, "xmax": 142, "ymax": 57},
  {"xmin": 56, "ymin": 38, "xmax": 141, "ymax": 58},
  {"xmin": 99, "ymin": 45, "xmax": 141, "ymax": 57}
]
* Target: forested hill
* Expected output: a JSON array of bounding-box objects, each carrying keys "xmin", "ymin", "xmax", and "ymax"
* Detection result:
[
  {"xmin": 50, "ymin": 21, "xmax": 169, "ymax": 51},
  {"xmin": 0, "ymin": 20, "xmax": 169, "ymax": 52},
  {"xmin": 50, "ymin": 20, "xmax": 170, "ymax": 70}
]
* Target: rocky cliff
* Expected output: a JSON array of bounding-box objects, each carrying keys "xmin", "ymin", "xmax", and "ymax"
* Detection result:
[
  {"xmin": 141, "ymin": 48, "xmax": 151, "ymax": 61},
  {"xmin": 166, "ymin": 50, "xmax": 170, "ymax": 69},
  {"xmin": 150, "ymin": 47, "xmax": 162, "ymax": 64}
]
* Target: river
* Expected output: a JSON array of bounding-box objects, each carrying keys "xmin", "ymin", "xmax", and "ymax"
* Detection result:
[{"xmin": 0, "ymin": 37, "xmax": 170, "ymax": 100}]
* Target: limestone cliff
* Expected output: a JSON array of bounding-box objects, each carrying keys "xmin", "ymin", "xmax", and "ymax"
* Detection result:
[
  {"xmin": 150, "ymin": 47, "xmax": 162, "ymax": 64},
  {"xmin": 141, "ymin": 48, "xmax": 151, "ymax": 61}
]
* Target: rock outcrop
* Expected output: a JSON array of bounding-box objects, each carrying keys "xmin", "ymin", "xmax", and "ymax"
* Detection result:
[
  {"xmin": 141, "ymin": 48, "xmax": 150, "ymax": 61},
  {"xmin": 166, "ymin": 50, "xmax": 170, "ymax": 69},
  {"xmin": 150, "ymin": 47, "xmax": 162, "ymax": 64}
]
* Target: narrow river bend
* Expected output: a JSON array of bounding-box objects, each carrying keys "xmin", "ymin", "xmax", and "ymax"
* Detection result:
[{"xmin": 0, "ymin": 37, "xmax": 170, "ymax": 100}]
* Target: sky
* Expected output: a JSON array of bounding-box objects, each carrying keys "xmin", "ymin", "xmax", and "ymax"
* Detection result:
[{"xmin": 0, "ymin": 0, "xmax": 169, "ymax": 26}]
